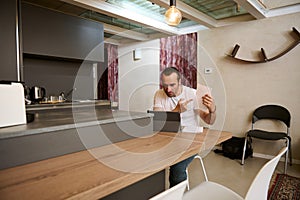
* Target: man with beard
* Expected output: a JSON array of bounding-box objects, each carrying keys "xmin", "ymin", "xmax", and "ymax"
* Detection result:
[{"xmin": 153, "ymin": 67, "xmax": 216, "ymax": 187}]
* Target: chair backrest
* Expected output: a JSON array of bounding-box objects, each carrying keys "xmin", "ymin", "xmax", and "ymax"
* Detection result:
[
  {"xmin": 149, "ymin": 180, "xmax": 187, "ymax": 200},
  {"xmin": 245, "ymin": 146, "xmax": 288, "ymax": 200},
  {"xmin": 252, "ymin": 105, "xmax": 291, "ymax": 127}
]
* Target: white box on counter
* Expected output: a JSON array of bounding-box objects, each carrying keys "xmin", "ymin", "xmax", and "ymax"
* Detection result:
[{"xmin": 0, "ymin": 82, "xmax": 26, "ymax": 128}]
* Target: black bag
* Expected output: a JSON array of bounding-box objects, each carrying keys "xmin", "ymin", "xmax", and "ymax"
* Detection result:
[{"xmin": 214, "ymin": 137, "xmax": 253, "ymax": 160}]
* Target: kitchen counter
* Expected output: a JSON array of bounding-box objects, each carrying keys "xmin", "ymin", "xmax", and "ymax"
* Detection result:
[
  {"xmin": 0, "ymin": 106, "xmax": 153, "ymax": 169},
  {"xmin": 0, "ymin": 107, "xmax": 151, "ymax": 139},
  {"xmin": 25, "ymin": 99, "xmax": 111, "ymax": 111}
]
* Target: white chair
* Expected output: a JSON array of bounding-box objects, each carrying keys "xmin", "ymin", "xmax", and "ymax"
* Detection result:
[
  {"xmin": 149, "ymin": 180, "xmax": 188, "ymax": 200},
  {"xmin": 183, "ymin": 146, "xmax": 288, "ymax": 200},
  {"xmin": 186, "ymin": 155, "xmax": 208, "ymax": 190}
]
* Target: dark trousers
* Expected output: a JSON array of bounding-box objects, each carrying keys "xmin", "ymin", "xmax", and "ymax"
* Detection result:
[{"xmin": 169, "ymin": 155, "xmax": 196, "ymax": 187}]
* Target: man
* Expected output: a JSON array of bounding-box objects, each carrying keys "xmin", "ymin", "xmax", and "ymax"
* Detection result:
[{"xmin": 153, "ymin": 67, "xmax": 216, "ymax": 187}]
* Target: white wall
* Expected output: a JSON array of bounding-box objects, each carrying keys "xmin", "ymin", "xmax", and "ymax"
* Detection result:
[
  {"xmin": 197, "ymin": 12, "xmax": 300, "ymax": 160},
  {"xmin": 118, "ymin": 39, "xmax": 160, "ymax": 112}
]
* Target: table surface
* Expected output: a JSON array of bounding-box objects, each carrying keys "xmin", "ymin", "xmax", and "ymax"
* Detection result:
[{"xmin": 0, "ymin": 129, "xmax": 232, "ymax": 200}]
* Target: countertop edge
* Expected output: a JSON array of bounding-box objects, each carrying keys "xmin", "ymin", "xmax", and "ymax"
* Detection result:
[{"xmin": 0, "ymin": 112, "xmax": 153, "ymax": 140}]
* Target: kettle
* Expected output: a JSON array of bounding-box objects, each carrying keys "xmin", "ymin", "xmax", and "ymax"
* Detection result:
[
  {"xmin": 30, "ymin": 86, "xmax": 46, "ymax": 102},
  {"xmin": 23, "ymin": 84, "xmax": 31, "ymax": 100}
]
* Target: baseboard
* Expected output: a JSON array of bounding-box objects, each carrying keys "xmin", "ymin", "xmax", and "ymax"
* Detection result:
[{"xmin": 253, "ymin": 152, "xmax": 300, "ymax": 165}]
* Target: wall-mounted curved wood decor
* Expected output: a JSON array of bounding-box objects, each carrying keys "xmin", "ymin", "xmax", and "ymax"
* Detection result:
[{"xmin": 227, "ymin": 27, "xmax": 300, "ymax": 63}]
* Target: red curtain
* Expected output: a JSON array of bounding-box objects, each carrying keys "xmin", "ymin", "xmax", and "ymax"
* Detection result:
[
  {"xmin": 160, "ymin": 32, "xmax": 197, "ymax": 88},
  {"xmin": 106, "ymin": 43, "xmax": 118, "ymax": 102}
]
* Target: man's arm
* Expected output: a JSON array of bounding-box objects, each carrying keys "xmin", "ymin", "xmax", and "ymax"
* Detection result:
[
  {"xmin": 153, "ymin": 91, "xmax": 164, "ymax": 111},
  {"xmin": 198, "ymin": 94, "xmax": 216, "ymax": 125},
  {"xmin": 199, "ymin": 108, "xmax": 216, "ymax": 125},
  {"xmin": 171, "ymin": 99, "xmax": 193, "ymax": 112},
  {"xmin": 153, "ymin": 98, "xmax": 193, "ymax": 112}
]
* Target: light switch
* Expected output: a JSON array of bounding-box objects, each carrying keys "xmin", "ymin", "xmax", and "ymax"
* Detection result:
[
  {"xmin": 204, "ymin": 67, "xmax": 213, "ymax": 74},
  {"xmin": 133, "ymin": 48, "xmax": 142, "ymax": 60}
]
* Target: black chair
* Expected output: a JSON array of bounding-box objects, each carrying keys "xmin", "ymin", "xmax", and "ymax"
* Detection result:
[{"xmin": 241, "ymin": 105, "xmax": 292, "ymax": 174}]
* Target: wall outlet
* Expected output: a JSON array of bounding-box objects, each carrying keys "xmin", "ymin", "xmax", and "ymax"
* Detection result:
[{"xmin": 204, "ymin": 67, "xmax": 213, "ymax": 74}]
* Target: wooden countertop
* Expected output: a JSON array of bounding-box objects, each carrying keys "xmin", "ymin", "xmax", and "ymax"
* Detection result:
[{"xmin": 0, "ymin": 129, "xmax": 231, "ymax": 200}]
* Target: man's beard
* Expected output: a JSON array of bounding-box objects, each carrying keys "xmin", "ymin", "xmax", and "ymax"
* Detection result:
[{"xmin": 165, "ymin": 90, "xmax": 176, "ymax": 97}]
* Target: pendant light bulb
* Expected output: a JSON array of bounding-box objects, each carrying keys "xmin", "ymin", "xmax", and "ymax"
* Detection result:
[{"xmin": 165, "ymin": 0, "xmax": 182, "ymax": 26}]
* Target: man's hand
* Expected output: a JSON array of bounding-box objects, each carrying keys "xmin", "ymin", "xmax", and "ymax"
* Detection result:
[
  {"xmin": 173, "ymin": 98, "xmax": 193, "ymax": 113},
  {"xmin": 202, "ymin": 94, "xmax": 216, "ymax": 113}
]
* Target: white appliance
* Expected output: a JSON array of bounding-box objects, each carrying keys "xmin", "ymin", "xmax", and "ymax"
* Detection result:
[{"xmin": 0, "ymin": 82, "xmax": 26, "ymax": 128}]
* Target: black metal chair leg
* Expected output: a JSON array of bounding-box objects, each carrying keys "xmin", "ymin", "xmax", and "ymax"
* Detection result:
[{"xmin": 289, "ymin": 139, "xmax": 292, "ymax": 166}]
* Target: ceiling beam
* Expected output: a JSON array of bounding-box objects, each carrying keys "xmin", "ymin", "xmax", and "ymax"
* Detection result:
[
  {"xmin": 61, "ymin": 0, "xmax": 181, "ymax": 35},
  {"xmin": 235, "ymin": 0, "xmax": 300, "ymax": 19},
  {"xmin": 264, "ymin": 3, "xmax": 300, "ymax": 18},
  {"xmin": 104, "ymin": 37, "xmax": 121, "ymax": 45},
  {"xmin": 216, "ymin": 13, "xmax": 256, "ymax": 27},
  {"xmin": 234, "ymin": 0, "xmax": 266, "ymax": 19},
  {"xmin": 103, "ymin": 23, "xmax": 150, "ymax": 41},
  {"xmin": 178, "ymin": 25, "xmax": 208, "ymax": 35}
]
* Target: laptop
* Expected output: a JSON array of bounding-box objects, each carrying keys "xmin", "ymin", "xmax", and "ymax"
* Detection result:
[{"xmin": 147, "ymin": 110, "xmax": 181, "ymax": 132}]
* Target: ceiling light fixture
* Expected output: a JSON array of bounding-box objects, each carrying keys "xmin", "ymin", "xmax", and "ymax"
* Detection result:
[{"xmin": 165, "ymin": 0, "xmax": 182, "ymax": 26}]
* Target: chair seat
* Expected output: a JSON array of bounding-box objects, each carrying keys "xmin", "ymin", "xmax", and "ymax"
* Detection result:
[
  {"xmin": 183, "ymin": 181, "xmax": 243, "ymax": 200},
  {"xmin": 247, "ymin": 129, "xmax": 288, "ymax": 140}
]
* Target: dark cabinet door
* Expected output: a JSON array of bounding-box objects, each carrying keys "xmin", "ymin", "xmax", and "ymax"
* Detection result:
[
  {"xmin": 0, "ymin": 0, "xmax": 19, "ymax": 81},
  {"xmin": 21, "ymin": 3, "xmax": 104, "ymax": 62}
]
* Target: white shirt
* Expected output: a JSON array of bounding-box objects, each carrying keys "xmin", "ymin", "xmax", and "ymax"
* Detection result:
[{"xmin": 153, "ymin": 86, "xmax": 200, "ymax": 127}]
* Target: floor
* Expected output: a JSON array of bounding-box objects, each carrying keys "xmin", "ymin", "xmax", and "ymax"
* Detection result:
[{"xmin": 184, "ymin": 151, "xmax": 300, "ymax": 197}]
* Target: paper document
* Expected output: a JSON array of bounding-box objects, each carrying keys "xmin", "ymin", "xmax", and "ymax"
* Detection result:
[{"xmin": 196, "ymin": 84, "xmax": 212, "ymax": 111}]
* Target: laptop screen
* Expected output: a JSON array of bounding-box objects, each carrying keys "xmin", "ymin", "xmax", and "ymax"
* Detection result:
[{"xmin": 147, "ymin": 110, "xmax": 181, "ymax": 132}]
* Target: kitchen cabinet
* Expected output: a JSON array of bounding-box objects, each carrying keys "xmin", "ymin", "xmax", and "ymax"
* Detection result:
[
  {"xmin": 0, "ymin": 0, "xmax": 19, "ymax": 81},
  {"xmin": 21, "ymin": 2, "xmax": 104, "ymax": 62}
]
